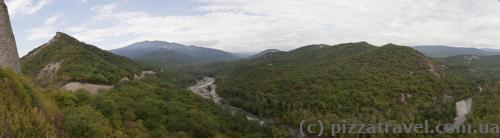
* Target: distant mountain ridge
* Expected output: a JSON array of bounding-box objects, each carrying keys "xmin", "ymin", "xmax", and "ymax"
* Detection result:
[
  {"xmin": 111, "ymin": 41, "xmax": 239, "ymax": 65},
  {"xmin": 437, "ymin": 54, "xmax": 500, "ymax": 69},
  {"xmin": 135, "ymin": 49, "xmax": 215, "ymax": 66},
  {"xmin": 413, "ymin": 45, "xmax": 500, "ymax": 57},
  {"xmin": 248, "ymin": 49, "xmax": 282, "ymax": 59}
]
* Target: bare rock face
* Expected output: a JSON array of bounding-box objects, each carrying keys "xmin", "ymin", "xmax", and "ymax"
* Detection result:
[
  {"xmin": 62, "ymin": 82, "xmax": 113, "ymax": 95},
  {"xmin": 448, "ymin": 98, "xmax": 473, "ymax": 132},
  {"xmin": 35, "ymin": 62, "xmax": 62, "ymax": 85},
  {"xmin": 455, "ymin": 98, "xmax": 473, "ymax": 118},
  {"xmin": 0, "ymin": 0, "xmax": 21, "ymax": 73}
]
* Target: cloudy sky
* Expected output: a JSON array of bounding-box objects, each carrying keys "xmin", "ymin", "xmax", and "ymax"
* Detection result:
[{"xmin": 6, "ymin": 0, "xmax": 500, "ymax": 56}]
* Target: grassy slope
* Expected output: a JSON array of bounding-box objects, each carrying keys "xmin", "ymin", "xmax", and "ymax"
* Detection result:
[{"xmin": 0, "ymin": 69, "xmax": 60, "ymax": 137}]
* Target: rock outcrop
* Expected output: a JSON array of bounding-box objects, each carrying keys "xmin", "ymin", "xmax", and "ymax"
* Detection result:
[{"xmin": 62, "ymin": 82, "xmax": 113, "ymax": 95}]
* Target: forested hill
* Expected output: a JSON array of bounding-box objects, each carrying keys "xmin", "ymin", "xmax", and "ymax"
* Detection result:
[
  {"xmin": 21, "ymin": 32, "xmax": 141, "ymax": 86},
  {"xmin": 211, "ymin": 42, "xmax": 477, "ymax": 129}
]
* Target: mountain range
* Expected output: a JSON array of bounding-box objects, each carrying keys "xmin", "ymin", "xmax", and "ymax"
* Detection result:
[
  {"xmin": 413, "ymin": 45, "xmax": 500, "ymax": 57},
  {"xmin": 111, "ymin": 41, "xmax": 239, "ymax": 66}
]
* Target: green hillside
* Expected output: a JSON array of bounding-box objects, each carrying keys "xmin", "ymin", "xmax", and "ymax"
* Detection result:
[
  {"xmin": 21, "ymin": 32, "xmax": 141, "ymax": 86},
  {"xmin": 210, "ymin": 42, "xmax": 477, "ymax": 130}
]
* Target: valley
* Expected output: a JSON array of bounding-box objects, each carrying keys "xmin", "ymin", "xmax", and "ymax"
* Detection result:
[
  {"xmin": 189, "ymin": 77, "xmax": 304, "ymax": 137},
  {"xmin": 2, "ymin": 0, "xmax": 500, "ymax": 137},
  {"xmin": 6, "ymin": 33, "xmax": 500, "ymax": 137}
]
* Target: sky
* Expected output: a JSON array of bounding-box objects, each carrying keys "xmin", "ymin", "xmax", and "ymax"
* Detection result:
[{"xmin": 5, "ymin": 0, "xmax": 500, "ymax": 56}]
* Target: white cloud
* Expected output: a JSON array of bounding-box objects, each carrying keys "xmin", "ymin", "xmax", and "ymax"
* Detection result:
[
  {"xmin": 6, "ymin": 0, "xmax": 53, "ymax": 18},
  {"xmin": 44, "ymin": 13, "xmax": 61, "ymax": 24},
  {"xmin": 66, "ymin": 0, "xmax": 500, "ymax": 52},
  {"xmin": 28, "ymin": 13, "xmax": 62, "ymax": 41}
]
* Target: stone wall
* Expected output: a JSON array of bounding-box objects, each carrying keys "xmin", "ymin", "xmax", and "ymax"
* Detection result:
[{"xmin": 0, "ymin": 1, "xmax": 21, "ymax": 73}]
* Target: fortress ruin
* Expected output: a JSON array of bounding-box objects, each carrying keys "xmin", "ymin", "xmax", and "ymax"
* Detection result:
[{"xmin": 0, "ymin": 0, "xmax": 21, "ymax": 73}]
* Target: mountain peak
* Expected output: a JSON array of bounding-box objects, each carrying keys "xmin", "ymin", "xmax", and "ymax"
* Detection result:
[
  {"xmin": 49, "ymin": 32, "xmax": 80, "ymax": 43},
  {"xmin": 382, "ymin": 43, "xmax": 400, "ymax": 47}
]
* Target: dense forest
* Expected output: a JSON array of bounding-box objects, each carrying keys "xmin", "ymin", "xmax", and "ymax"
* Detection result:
[{"xmin": 204, "ymin": 42, "xmax": 478, "ymax": 136}]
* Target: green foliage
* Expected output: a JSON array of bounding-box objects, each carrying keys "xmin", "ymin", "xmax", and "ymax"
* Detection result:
[
  {"xmin": 11, "ymin": 45, "xmax": 273, "ymax": 137},
  {"xmin": 21, "ymin": 33, "xmax": 140, "ymax": 86},
  {"xmin": 209, "ymin": 42, "xmax": 476, "ymax": 129},
  {"xmin": 61, "ymin": 105, "xmax": 117, "ymax": 137}
]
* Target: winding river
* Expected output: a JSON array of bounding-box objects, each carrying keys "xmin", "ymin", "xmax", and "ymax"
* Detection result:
[
  {"xmin": 189, "ymin": 77, "xmax": 301, "ymax": 137},
  {"xmin": 188, "ymin": 77, "xmax": 265, "ymax": 124}
]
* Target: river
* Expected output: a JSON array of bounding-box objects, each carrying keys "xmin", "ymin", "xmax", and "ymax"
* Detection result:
[{"xmin": 188, "ymin": 77, "xmax": 302, "ymax": 137}]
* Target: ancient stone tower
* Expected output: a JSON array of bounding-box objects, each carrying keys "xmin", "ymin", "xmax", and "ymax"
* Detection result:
[{"xmin": 0, "ymin": 0, "xmax": 21, "ymax": 73}]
